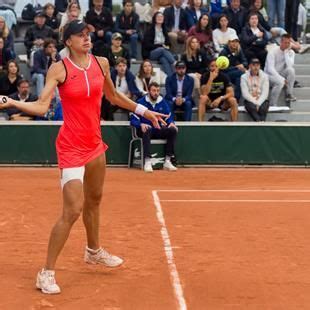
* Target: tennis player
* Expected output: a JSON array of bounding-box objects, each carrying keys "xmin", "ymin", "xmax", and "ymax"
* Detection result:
[{"xmin": 0, "ymin": 20, "xmax": 167, "ymax": 294}]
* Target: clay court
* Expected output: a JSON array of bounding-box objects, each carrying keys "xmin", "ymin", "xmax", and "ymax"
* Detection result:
[{"xmin": 1, "ymin": 167, "xmax": 310, "ymax": 310}]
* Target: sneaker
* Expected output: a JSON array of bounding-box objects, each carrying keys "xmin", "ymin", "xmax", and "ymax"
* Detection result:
[
  {"xmin": 84, "ymin": 247, "xmax": 123, "ymax": 267},
  {"xmin": 299, "ymin": 44, "xmax": 310, "ymax": 54},
  {"xmin": 131, "ymin": 58, "xmax": 137, "ymax": 62},
  {"xmin": 163, "ymin": 160, "xmax": 177, "ymax": 171},
  {"xmin": 36, "ymin": 269, "xmax": 61, "ymax": 294},
  {"xmin": 286, "ymin": 94, "xmax": 297, "ymax": 102},
  {"xmin": 144, "ymin": 160, "xmax": 153, "ymax": 173}
]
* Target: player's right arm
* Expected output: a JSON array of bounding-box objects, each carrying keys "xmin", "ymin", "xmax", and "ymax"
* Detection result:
[{"xmin": 0, "ymin": 62, "xmax": 65, "ymax": 116}]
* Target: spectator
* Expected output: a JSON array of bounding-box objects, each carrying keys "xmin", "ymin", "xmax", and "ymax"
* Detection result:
[
  {"xmin": 135, "ymin": 59, "xmax": 164, "ymax": 95},
  {"xmin": 199, "ymin": 58, "xmax": 238, "ymax": 121},
  {"xmin": 264, "ymin": 34, "xmax": 296, "ymax": 106},
  {"xmin": 102, "ymin": 57, "xmax": 141, "ymax": 119},
  {"xmin": 59, "ymin": 2, "xmax": 84, "ymax": 32},
  {"xmin": 93, "ymin": 32, "xmax": 131, "ymax": 68},
  {"xmin": 0, "ymin": 60, "xmax": 22, "ymax": 96},
  {"xmin": 134, "ymin": 0, "xmax": 152, "ymax": 24},
  {"xmin": 241, "ymin": 58, "xmax": 269, "ymax": 121},
  {"xmin": 130, "ymin": 81, "xmax": 178, "ymax": 172},
  {"xmin": 55, "ymin": 0, "xmax": 69, "ymax": 13},
  {"xmin": 0, "ymin": 37, "xmax": 13, "ymax": 71},
  {"xmin": 181, "ymin": 36, "xmax": 208, "ymax": 100},
  {"xmin": 185, "ymin": 0, "xmax": 209, "ymax": 30},
  {"xmin": 59, "ymin": 7, "xmax": 81, "ymax": 42},
  {"xmin": 114, "ymin": 0, "xmax": 140, "ymax": 60},
  {"xmin": 212, "ymin": 13, "xmax": 237, "ymax": 54},
  {"xmin": 210, "ymin": 0, "xmax": 228, "ymax": 26},
  {"xmin": 240, "ymin": 12, "xmax": 268, "ymax": 68},
  {"xmin": 220, "ymin": 33, "xmax": 247, "ymax": 100},
  {"xmin": 165, "ymin": 60, "xmax": 194, "ymax": 121},
  {"xmin": 267, "ymin": 0, "xmax": 285, "ymax": 29},
  {"xmin": 0, "ymin": 16, "xmax": 14, "ymax": 60},
  {"xmin": 7, "ymin": 79, "xmax": 38, "ymax": 121},
  {"xmin": 188, "ymin": 13, "xmax": 216, "ymax": 59},
  {"xmin": 285, "ymin": 0, "xmax": 300, "ymax": 41},
  {"xmin": 142, "ymin": 12, "xmax": 176, "ymax": 77},
  {"xmin": 43, "ymin": 3, "xmax": 60, "ymax": 32},
  {"xmin": 85, "ymin": 0, "xmax": 113, "ymax": 44},
  {"xmin": 223, "ymin": 0, "xmax": 247, "ymax": 34},
  {"xmin": 31, "ymin": 39, "xmax": 61, "ymax": 97},
  {"xmin": 88, "ymin": 0, "xmax": 112, "ymax": 12},
  {"xmin": 111, "ymin": 57, "xmax": 141, "ymax": 100},
  {"xmin": 163, "ymin": 0, "xmax": 188, "ymax": 54},
  {"xmin": 24, "ymin": 12, "xmax": 55, "ymax": 59}
]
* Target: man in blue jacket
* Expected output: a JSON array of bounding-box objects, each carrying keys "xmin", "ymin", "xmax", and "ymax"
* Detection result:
[
  {"xmin": 165, "ymin": 60, "xmax": 194, "ymax": 121},
  {"xmin": 130, "ymin": 81, "xmax": 178, "ymax": 173}
]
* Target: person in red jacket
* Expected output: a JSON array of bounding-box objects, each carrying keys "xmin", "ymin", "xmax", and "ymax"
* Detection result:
[{"xmin": 0, "ymin": 20, "xmax": 166, "ymax": 295}]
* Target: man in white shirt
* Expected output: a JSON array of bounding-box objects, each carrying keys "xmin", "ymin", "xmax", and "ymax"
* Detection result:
[
  {"xmin": 264, "ymin": 34, "xmax": 296, "ymax": 106},
  {"xmin": 241, "ymin": 58, "xmax": 269, "ymax": 121}
]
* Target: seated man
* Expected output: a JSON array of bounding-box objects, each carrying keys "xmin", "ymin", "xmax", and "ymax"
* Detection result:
[
  {"xmin": 241, "ymin": 58, "xmax": 269, "ymax": 122},
  {"xmin": 24, "ymin": 12, "xmax": 55, "ymax": 59},
  {"xmin": 7, "ymin": 79, "xmax": 38, "ymax": 121},
  {"xmin": 102, "ymin": 57, "xmax": 141, "ymax": 120},
  {"xmin": 264, "ymin": 34, "xmax": 296, "ymax": 106},
  {"xmin": 165, "ymin": 60, "xmax": 194, "ymax": 121},
  {"xmin": 114, "ymin": 0, "xmax": 140, "ymax": 60},
  {"xmin": 31, "ymin": 38, "xmax": 61, "ymax": 97},
  {"xmin": 130, "ymin": 82, "xmax": 178, "ymax": 173},
  {"xmin": 199, "ymin": 58, "xmax": 238, "ymax": 121}
]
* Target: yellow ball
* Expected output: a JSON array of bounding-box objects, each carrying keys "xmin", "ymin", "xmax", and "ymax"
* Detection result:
[{"xmin": 216, "ymin": 56, "xmax": 230, "ymax": 70}]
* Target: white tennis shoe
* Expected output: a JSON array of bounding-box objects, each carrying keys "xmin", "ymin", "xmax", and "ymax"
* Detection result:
[
  {"xmin": 36, "ymin": 269, "xmax": 61, "ymax": 294},
  {"xmin": 84, "ymin": 247, "xmax": 124, "ymax": 267},
  {"xmin": 163, "ymin": 159, "xmax": 177, "ymax": 171}
]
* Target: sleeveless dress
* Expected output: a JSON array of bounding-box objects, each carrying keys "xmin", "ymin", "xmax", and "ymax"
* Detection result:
[{"xmin": 56, "ymin": 54, "xmax": 108, "ymax": 168}]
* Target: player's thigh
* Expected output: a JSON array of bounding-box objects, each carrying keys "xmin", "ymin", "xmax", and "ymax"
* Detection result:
[{"xmin": 84, "ymin": 154, "xmax": 106, "ymax": 202}]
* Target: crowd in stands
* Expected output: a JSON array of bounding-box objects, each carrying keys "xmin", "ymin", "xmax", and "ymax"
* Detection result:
[{"xmin": 0, "ymin": 0, "xmax": 309, "ymax": 122}]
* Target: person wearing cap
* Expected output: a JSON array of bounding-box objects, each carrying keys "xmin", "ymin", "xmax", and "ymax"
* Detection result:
[
  {"xmin": 114, "ymin": 0, "xmax": 140, "ymax": 60},
  {"xmin": 219, "ymin": 32, "xmax": 247, "ymax": 100},
  {"xmin": 165, "ymin": 60, "xmax": 194, "ymax": 121},
  {"xmin": 241, "ymin": 58, "xmax": 269, "ymax": 121},
  {"xmin": 85, "ymin": 0, "xmax": 114, "ymax": 44},
  {"xmin": 93, "ymin": 32, "xmax": 131, "ymax": 69},
  {"xmin": 212, "ymin": 14, "xmax": 238, "ymax": 54},
  {"xmin": 0, "ymin": 19, "xmax": 167, "ymax": 295},
  {"xmin": 199, "ymin": 58, "xmax": 238, "ymax": 121},
  {"xmin": 24, "ymin": 11, "xmax": 55, "ymax": 58}
]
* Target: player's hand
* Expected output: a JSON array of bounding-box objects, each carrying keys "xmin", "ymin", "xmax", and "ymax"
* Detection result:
[
  {"xmin": 141, "ymin": 123, "xmax": 151, "ymax": 133},
  {"xmin": 143, "ymin": 110, "xmax": 168, "ymax": 129},
  {"xmin": 210, "ymin": 69, "xmax": 218, "ymax": 81},
  {"xmin": 0, "ymin": 96, "xmax": 12, "ymax": 109}
]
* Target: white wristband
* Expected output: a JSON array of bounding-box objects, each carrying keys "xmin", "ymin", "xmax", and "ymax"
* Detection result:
[{"xmin": 135, "ymin": 104, "xmax": 148, "ymax": 116}]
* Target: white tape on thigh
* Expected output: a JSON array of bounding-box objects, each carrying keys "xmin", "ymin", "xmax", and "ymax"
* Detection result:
[{"xmin": 60, "ymin": 166, "xmax": 85, "ymax": 189}]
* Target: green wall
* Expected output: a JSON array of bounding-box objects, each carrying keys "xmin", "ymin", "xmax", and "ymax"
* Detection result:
[{"xmin": 0, "ymin": 121, "xmax": 310, "ymax": 166}]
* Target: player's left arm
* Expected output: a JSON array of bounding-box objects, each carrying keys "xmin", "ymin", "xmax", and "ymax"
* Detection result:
[{"xmin": 97, "ymin": 57, "xmax": 167, "ymax": 128}]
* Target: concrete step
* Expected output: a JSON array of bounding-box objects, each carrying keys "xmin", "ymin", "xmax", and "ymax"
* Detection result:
[
  {"xmin": 291, "ymin": 87, "xmax": 310, "ymax": 99},
  {"xmin": 295, "ymin": 75, "xmax": 310, "ymax": 87},
  {"xmin": 294, "ymin": 64, "xmax": 310, "ymax": 75},
  {"xmin": 290, "ymin": 100, "xmax": 310, "ymax": 112},
  {"xmin": 295, "ymin": 53, "xmax": 310, "ymax": 64}
]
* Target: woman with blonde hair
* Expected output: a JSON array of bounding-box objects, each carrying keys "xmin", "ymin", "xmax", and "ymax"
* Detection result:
[
  {"xmin": 135, "ymin": 59, "xmax": 165, "ymax": 95},
  {"xmin": 181, "ymin": 36, "xmax": 208, "ymax": 95},
  {"xmin": 0, "ymin": 16, "xmax": 15, "ymax": 59}
]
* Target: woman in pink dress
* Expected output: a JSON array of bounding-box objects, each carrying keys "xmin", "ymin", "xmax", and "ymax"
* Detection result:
[{"xmin": 0, "ymin": 20, "xmax": 166, "ymax": 294}]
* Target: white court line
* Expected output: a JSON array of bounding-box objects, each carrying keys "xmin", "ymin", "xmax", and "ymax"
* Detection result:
[
  {"xmin": 160, "ymin": 199, "xmax": 310, "ymax": 203},
  {"xmin": 152, "ymin": 190, "xmax": 187, "ymax": 310}
]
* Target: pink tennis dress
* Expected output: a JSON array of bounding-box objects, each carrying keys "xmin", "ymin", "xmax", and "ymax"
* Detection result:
[{"xmin": 56, "ymin": 54, "xmax": 108, "ymax": 168}]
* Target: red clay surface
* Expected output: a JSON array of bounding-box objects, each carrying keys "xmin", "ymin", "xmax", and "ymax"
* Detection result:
[{"xmin": 1, "ymin": 167, "xmax": 310, "ymax": 310}]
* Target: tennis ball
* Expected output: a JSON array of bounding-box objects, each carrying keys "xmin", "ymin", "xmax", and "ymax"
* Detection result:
[{"xmin": 216, "ymin": 56, "xmax": 230, "ymax": 70}]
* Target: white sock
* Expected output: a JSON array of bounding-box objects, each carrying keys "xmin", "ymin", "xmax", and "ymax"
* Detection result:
[{"xmin": 86, "ymin": 246, "xmax": 101, "ymax": 254}]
